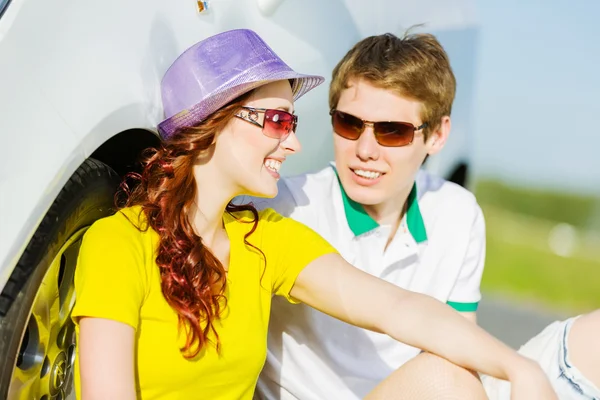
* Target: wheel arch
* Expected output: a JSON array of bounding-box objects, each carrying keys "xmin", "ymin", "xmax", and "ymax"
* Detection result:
[
  {"xmin": 0, "ymin": 128, "xmax": 160, "ymax": 316},
  {"xmin": 90, "ymin": 128, "xmax": 161, "ymax": 177}
]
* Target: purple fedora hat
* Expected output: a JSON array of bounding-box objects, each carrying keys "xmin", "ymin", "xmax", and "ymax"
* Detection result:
[{"xmin": 157, "ymin": 29, "xmax": 325, "ymax": 140}]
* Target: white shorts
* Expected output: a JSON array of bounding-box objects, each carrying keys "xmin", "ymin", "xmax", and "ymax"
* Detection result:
[{"xmin": 482, "ymin": 316, "xmax": 600, "ymax": 400}]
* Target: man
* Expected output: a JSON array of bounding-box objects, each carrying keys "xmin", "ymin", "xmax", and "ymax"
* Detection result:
[{"xmin": 246, "ymin": 32, "xmax": 600, "ymax": 399}]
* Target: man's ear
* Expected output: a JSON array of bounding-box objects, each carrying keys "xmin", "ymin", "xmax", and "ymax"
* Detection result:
[{"xmin": 426, "ymin": 116, "xmax": 451, "ymax": 155}]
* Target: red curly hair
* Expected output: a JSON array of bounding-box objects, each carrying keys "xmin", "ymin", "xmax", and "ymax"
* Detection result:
[{"xmin": 117, "ymin": 91, "xmax": 262, "ymax": 359}]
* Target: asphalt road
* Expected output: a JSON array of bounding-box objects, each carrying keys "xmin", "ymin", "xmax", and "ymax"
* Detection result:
[{"xmin": 478, "ymin": 295, "xmax": 566, "ymax": 349}]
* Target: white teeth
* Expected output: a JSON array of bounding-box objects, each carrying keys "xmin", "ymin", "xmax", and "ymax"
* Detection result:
[
  {"xmin": 354, "ymin": 169, "xmax": 382, "ymax": 179},
  {"xmin": 264, "ymin": 159, "xmax": 282, "ymax": 172}
]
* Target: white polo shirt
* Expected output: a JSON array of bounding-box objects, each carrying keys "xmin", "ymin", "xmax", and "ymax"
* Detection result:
[{"xmin": 244, "ymin": 164, "xmax": 485, "ymax": 400}]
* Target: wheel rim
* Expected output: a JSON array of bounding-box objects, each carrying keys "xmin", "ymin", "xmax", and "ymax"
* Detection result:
[{"xmin": 8, "ymin": 227, "xmax": 88, "ymax": 400}]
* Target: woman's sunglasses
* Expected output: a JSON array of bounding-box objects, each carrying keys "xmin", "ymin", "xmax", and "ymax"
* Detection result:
[
  {"xmin": 330, "ymin": 109, "xmax": 428, "ymax": 147},
  {"xmin": 235, "ymin": 106, "xmax": 298, "ymax": 141}
]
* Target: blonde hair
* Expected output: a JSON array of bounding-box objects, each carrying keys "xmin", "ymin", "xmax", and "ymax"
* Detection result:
[{"xmin": 329, "ymin": 32, "xmax": 456, "ymax": 138}]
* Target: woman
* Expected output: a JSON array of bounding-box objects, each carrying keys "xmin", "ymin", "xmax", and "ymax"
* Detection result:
[{"xmin": 72, "ymin": 29, "xmax": 556, "ymax": 400}]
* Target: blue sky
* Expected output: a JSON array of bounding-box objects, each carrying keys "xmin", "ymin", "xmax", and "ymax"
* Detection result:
[{"xmin": 471, "ymin": 0, "xmax": 600, "ymax": 194}]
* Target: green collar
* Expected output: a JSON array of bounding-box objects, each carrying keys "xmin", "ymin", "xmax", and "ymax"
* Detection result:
[{"xmin": 335, "ymin": 169, "xmax": 428, "ymax": 243}]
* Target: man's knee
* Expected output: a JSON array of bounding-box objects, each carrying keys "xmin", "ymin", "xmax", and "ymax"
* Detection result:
[
  {"xmin": 365, "ymin": 352, "xmax": 487, "ymax": 400},
  {"xmin": 569, "ymin": 311, "xmax": 600, "ymax": 388}
]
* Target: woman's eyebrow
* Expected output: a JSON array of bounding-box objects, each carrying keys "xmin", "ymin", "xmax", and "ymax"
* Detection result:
[{"xmin": 275, "ymin": 105, "xmax": 293, "ymax": 113}]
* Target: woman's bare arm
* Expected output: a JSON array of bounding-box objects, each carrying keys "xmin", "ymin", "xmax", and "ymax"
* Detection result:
[
  {"xmin": 78, "ymin": 317, "xmax": 137, "ymax": 400},
  {"xmin": 290, "ymin": 253, "xmax": 557, "ymax": 400}
]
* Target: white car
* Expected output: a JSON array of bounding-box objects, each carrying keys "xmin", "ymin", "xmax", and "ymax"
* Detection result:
[{"xmin": 0, "ymin": 0, "xmax": 478, "ymax": 398}]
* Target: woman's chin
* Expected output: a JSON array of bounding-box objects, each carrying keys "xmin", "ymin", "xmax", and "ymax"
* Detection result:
[{"xmin": 242, "ymin": 181, "xmax": 278, "ymax": 199}]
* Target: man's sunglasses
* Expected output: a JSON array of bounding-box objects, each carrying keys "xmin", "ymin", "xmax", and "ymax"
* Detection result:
[
  {"xmin": 330, "ymin": 109, "xmax": 428, "ymax": 147},
  {"xmin": 235, "ymin": 106, "xmax": 298, "ymax": 141}
]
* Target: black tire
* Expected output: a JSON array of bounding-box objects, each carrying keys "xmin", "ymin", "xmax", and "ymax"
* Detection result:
[{"xmin": 0, "ymin": 158, "xmax": 120, "ymax": 399}]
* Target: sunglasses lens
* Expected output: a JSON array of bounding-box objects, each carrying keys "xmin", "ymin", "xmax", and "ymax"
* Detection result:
[
  {"xmin": 331, "ymin": 111, "xmax": 363, "ymax": 140},
  {"xmin": 374, "ymin": 122, "xmax": 415, "ymax": 147},
  {"xmin": 331, "ymin": 110, "xmax": 418, "ymax": 147},
  {"xmin": 264, "ymin": 109, "xmax": 296, "ymax": 140}
]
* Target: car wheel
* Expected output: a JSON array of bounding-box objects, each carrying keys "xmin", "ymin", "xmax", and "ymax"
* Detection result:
[{"xmin": 0, "ymin": 158, "xmax": 120, "ymax": 400}]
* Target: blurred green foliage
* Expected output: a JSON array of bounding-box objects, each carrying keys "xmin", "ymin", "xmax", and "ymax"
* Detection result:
[
  {"xmin": 475, "ymin": 179, "xmax": 600, "ymax": 230},
  {"xmin": 475, "ymin": 179, "xmax": 600, "ymax": 313}
]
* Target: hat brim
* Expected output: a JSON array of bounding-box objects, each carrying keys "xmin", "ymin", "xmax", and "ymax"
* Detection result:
[{"xmin": 157, "ymin": 71, "xmax": 324, "ymax": 140}]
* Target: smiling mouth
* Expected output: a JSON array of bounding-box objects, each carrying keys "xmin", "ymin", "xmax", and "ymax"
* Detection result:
[
  {"xmin": 264, "ymin": 158, "xmax": 282, "ymax": 173},
  {"xmin": 352, "ymin": 168, "xmax": 384, "ymax": 179}
]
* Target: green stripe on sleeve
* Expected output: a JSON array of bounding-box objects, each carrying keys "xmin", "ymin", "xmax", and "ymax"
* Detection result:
[{"xmin": 447, "ymin": 301, "xmax": 479, "ymax": 312}]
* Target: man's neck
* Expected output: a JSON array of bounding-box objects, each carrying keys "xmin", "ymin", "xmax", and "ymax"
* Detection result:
[
  {"xmin": 361, "ymin": 185, "xmax": 412, "ymax": 248},
  {"xmin": 362, "ymin": 201, "xmax": 405, "ymax": 227}
]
